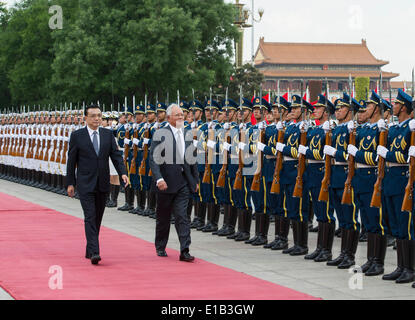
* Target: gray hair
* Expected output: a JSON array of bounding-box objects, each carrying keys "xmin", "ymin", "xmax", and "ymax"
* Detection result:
[{"xmin": 166, "ymin": 103, "xmax": 180, "ymax": 116}]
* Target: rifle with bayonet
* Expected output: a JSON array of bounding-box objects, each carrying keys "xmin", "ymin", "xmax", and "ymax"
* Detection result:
[
  {"xmin": 319, "ymin": 79, "xmax": 333, "ymax": 202},
  {"xmin": 217, "ymin": 87, "xmax": 231, "ymax": 188},
  {"xmin": 293, "ymin": 81, "xmax": 307, "ymax": 198},
  {"xmin": 139, "ymin": 94, "xmax": 151, "ymax": 176},
  {"xmin": 251, "ymin": 86, "xmax": 265, "ymax": 192},
  {"xmin": 342, "ymin": 83, "xmax": 360, "ymax": 205},
  {"xmin": 130, "ymin": 95, "xmax": 139, "ymax": 175},
  {"xmin": 402, "ymin": 68, "xmax": 415, "ymax": 212},
  {"xmin": 233, "ymin": 86, "xmax": 245, "ymax": 191},
  {"xmin": 202, "ymin": 88, "xmax": 214, "ymax": 184},
  {"xmin": 371, "ymin": 71, "xmax": 388, "ymax": 208},
  {"xmin": 271, "ymin": 81, "xmax": 285, "ymax": 194}
]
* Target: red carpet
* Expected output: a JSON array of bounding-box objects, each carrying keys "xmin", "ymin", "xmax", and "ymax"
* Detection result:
[{"xmin": 0, "ymin": 192, "xmax": 318, "ymax": 300}]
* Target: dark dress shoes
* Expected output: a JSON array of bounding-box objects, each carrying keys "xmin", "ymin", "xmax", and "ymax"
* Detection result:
[
  {"xmin": 180, "ymin": 251, "xmax": 195, "ymax": 262},
  {"xmin": 157, "ymin": 250, "xmax": 168, "ymax": 257},
  {"xmin": 90, "ymin": 254, "xmax": 101, "ymax": 265}
]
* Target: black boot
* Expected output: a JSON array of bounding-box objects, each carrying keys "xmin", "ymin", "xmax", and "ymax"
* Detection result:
[
  {"xmin": 220, "ymin": 206, "xmax": 237, "ymax": 237},
  {"xmin": 235, "ymin": 208, "xmax": 252, "ymax": 242},
  {"xmin": 283, "ymin": 220, "xmax": 298, "ymax": 254},
  {"xmin": 195, "ymin": 202, "xmax": 207, "ymax": 230},
  {"xmin": 199, "ymin": 203, "xmax": 214, "ymax": 231},
  {"xmin": 190, "ymin": 201, "xmax": 201, "ymax": 228},
  {"xmin": 216, "ymin": 204, "xmax": 231, "ymax": 236},
  {"xmin": 129, "ymin": 190, "xmax": 141, "ymax": 214},
  {"xmin": 231, "ymin": 208, "xmax": 245, "ymax": 240},
  {"xmin": 142, "ymin": 191, "xmax": 152, "ymax": 216},
  {"xmin": 327, "ymin": 228, "xmax": 347, "ymax": 266},
  {"xmin": 245, "ymin": 212, "xmax": 260, "ymax": 244},
  {"xmin": 136, "ymin": 190, "xmax": 146, "ymax": 215},
  {"xmin": 252, "ymin": 213, "xmax": 269, "ymax": 246},
  {"xmin": 360, "ymin": 232, "xmax": 376, "ymax": 273},
  {"xmin": 314, "ymin": 222, "xmax": 336, "ymax": 262},
  {"xmin": 272, "ymin": 216, "xmax": 290, "ymax": 250},
  {"xmin": 359, "ymin": 228, "xmax": 368, "ymax": 242},
  {"xmin": 305, "ymin": 221, "xmax": 324, "ymax": 260},
  {"xmin": 265, "ymin": 215, "xmax": 281, "ymax": 249},
  {"xmin": 395, "ymin": 240, "xmax": 415, "ymax": 283},
  {"xmin": 290, "ymin": 220, "xmax": 309, "ymax": 256},
  {"xmin": 107, "ymin": 185, "xmax": 119, "ymax": 208},
  {"xmin": 365, "ymin": 234, "xmax": 387, "ymax": 276},
  {"xmin": 203, "ymin": 204, "xmax": 219, "ymax": 232},
  {"xmin": 338, "ymin": 229, "xmax": 360, "ymax": 269},
  {"xmin": 383, "ymin": 239, "xmax": 404, "ymax": 281},
  {"xmin": 118, "ymin": 186, "xmax": 131, "ymax": 211}
]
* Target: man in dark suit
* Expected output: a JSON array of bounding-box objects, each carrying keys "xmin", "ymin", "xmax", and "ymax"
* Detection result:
[
  {"xmin": 66, "ymin": 104, "xmax": 128, "ymax": 265},
  {"xmin": 149, "ymin": 104, "xmax": 199, "ymax": 262}
]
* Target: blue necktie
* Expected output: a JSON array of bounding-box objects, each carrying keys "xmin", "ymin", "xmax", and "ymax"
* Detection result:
[{"xmin": 92, "ymin": 131, "xmax": 99, "ymax": 155}]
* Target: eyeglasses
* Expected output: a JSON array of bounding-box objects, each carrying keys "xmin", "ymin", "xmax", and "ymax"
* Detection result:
[{"xmin": 172, "ymin": 113, "xmax": 184, "ymax": 118}]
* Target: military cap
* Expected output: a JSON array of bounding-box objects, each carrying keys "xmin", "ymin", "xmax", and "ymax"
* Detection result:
[
  {"xmin": 253, "ymin": 97, "xmax": 271, "ymax": 111},
  {"xmin": 273, "ymin": 96, "xmax": 291, "ymax": 111},
  {"xmin": 382, "ymin": 99, "xmax": 392, "ymax": 112},
  {"xmin": 222, "ymin": 99, "xmax": 238, "ymax": 110},
  {"xmin": 394, "ymin": 89, "xmax": 413, "ymax": 111},
  {"xmin": 190, "ymin": 100, "xmax": 204, "ymax": 112},
  {"xmin": 352, "ymin": 98, "xmax": 363, "ymax": 113},
  {"xmin": 156, "ymin": 102, "xmax": 167, "ymax": 113},
  {"xmin": 366, "ymin": 90, "xmax": 381, "ymax": 106},
  {"xmin": 179, "ymin": 101, "xmax": 190, "ymax": 112},
  {"xmin": 314, "ymin": 94, "xmax": 335, "ymax": 115},
  {"xmin": 146, "ymin": 103, "xmax": 156, "ymax": 113},
  {"xmin": 240, "ymin": 97, "xmax": 253, "ymax": 111},
  {"xmin": 135, "ymin": 104, "xmax": 146, "ymax": 114},
  {"xmin": 124, "ymin": 106, "xmax": 134, "ymax": 116},
  {"xmin": 204, "ymin": 99, "xmax": 221, "ymax": 110}
]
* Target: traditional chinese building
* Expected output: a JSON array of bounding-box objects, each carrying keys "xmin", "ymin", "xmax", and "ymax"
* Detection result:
[{"xmin": 254, "ymin": 37, "xmax": 399, "ymax": 94}]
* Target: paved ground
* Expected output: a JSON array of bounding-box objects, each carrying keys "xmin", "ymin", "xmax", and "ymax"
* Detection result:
[{"xmin": 0, "ymin": 179, "xmax": 414, "ymax": 300}]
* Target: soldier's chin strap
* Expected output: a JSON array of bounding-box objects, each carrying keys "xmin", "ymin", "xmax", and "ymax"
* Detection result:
[{"xmin": 368, "ymin": 104, "xmax": 379, "ymax": 122}]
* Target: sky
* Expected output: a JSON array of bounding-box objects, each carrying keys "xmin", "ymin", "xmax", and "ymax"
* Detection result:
[{"xmin": 3, "ymin": 0, "xmax": 414, "ymax": 81}]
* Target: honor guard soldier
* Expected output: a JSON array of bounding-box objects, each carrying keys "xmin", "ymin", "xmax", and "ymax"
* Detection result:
[
  {"xmin": 128, "ymin": 104, "xmax": 147, "ymax": 214},
  {"xmin": 276, "ymin": 94, "xmax": 311, "ymax": 256},
  {"xmin": 302, "ymin": 94, "xmax": 336, "ymax": 262},
  {"xmin": 381, "ymin": 89, "xmax": 415, "ymax": 283},
  {"xmin": 231, "ymin": 98, "xmax": 254, "ymax": 242},
  {"xmin": 259, "ymin": 96, "xmax": 292, "ymax": 250},
  {"xmin": 200, "ymin": 99, "xmax": 222, "ymax": 233},
  {"xmin": 189, "ymin": 100, "xmax": 207, "ymax": 229},
  {"xmin": 246, "ymin": 97, "xmax": 271, "ymax": 246},
  {"xmin": 347, "ymin": 90, "xmax": 389, "ymax": 276},
  {"xmin": 215, "ymin": 98, "xmax": 239, "ymax": 237},
  {"xmin": 325, "ymin": 95, "xmax": 361, "ymax": 269},
  {"xmin": 117, "ymin": 106, "xmax": 135, "ymax": 212}
]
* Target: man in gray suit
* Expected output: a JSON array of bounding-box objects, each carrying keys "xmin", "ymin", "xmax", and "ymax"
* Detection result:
[{"xmin": 149, "ymin": 104, "xmax": 199, "ymax": 262}]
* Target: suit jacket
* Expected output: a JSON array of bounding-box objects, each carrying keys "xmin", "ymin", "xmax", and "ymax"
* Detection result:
[
  {"xmin": 66, "ymin": 127, "xmax": 127, "ymax": 195},
  {"xmin": 149, "ymin": 125, "xmax": 198, "ymax": 194}
]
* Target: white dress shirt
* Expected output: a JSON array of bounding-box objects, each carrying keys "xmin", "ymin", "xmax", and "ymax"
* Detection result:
[
  {"xmin": 86, "ymin": 125, "xmax": 100, "ymax": 147},
  {"xmin": 156, "ymin": 123, "xmax": 185, "ymax": 185}
]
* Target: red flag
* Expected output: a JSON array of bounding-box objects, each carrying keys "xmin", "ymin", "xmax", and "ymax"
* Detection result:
[{"xmin": 282, "ymin": 92, "xmax": 289, "ymax": 100}]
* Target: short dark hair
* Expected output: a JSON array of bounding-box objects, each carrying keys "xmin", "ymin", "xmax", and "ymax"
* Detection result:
[{"xmin": 84, "ymin": 104, "xmax": 101, "ymax": 116}]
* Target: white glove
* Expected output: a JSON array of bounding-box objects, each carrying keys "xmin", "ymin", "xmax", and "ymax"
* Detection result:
[
  {"xmin": 143, "ymin": 138, "xmax": 150, "ymax": 145},
  {"xmin": 409, "ymin": 120, "xmax": 415, "ymax": 132},
  {"xmin": 208, "ymin": 122, "xmax": 214, "ymax": 129},
  {"xmin": 409, "ymin": 146, "xmax": 415, "ymax": 158},
  {"xmin": 298, "ymin": 145, "xmax": 309, "ymax": 155},
  {"xmin": 124, "ymin": 138, "xmax": 131, "ymax": 145},
  {"xmin": 276, "ymin": 142, "xmax": 285, "ymax": 152},
  {"xmin": 207, "ymin": 140, "xmax": 216, "ymax": 149},
  {"xmin": 377, "ymin": 119, "xmax": 387, "ymax": 131},
  {"xmin": 133, "ymin": 138, "xmax": 139, "ymax": 146},
  {"xmin": 257, "ymin": 142, "xmax": 266, "ymax": 152},
  {"xmin": 322, "ymin": 121, "xmax": 330, "ymax": 132},
  {"xmin": 191, "ymin": 122, "xmax": 196, "ymax": 129},
  {"xmin": 377, "ymin": 145, "xmax": 388, "ymax": 159},
  {"xmin": 300, "ymin": 121, "xmax": 309, "ymax": 131},
  {"xmin": 258, "ymin": 122, "xmax": 266, "ymax": 130},
  {"xmin": 276, "ymin": 121, "xmax": 284, "ymax": 130},
  {"xmin": 193, "ymin": 140, "xmax": 198, "ymax": 148},
  {"xmin": 323, "ymin": 145, "xmax": 337, "ymax": 157},
  {"xmin": 223, "ymin": 123, "xmax": 230, "ymax": 130},
  {"xmin": 347, "ymin": 120, "xmax": 355, "ymax": 133},
  {"xmin": 124, "ymin": 124, "xmax": 130, "ymax": 131},
  {"xmin": 223, "ymin": 142, "xmax": 231, "ymax": 151},
  {"xmin": 238, "ymin": 142, "xmax": 246, "ymax": 151},
  {"xmin": 239, "ymin": 123, "xmax": 245, "ymax": 130},
  {"xmin": 347, "ymin": 144, "xmax": 358, "ymax": 157}
]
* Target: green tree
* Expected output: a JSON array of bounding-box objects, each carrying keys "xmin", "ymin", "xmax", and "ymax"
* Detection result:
[
  {"xmin": 355, "ymin": 77, "xmax": 370, "ymax": 101},
  {"xmin": 228, "ymin": 63, "xmax": 264, "ymax": 101}
]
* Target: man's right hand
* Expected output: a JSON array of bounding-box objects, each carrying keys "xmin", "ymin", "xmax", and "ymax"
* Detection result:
[
  {"xmin": 67, "ymin": 185, "xmax": 75, "ymax": 198},
  {"xmin": 157, "ymin": 180, "xmax": 168, "ymax": 191}
]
